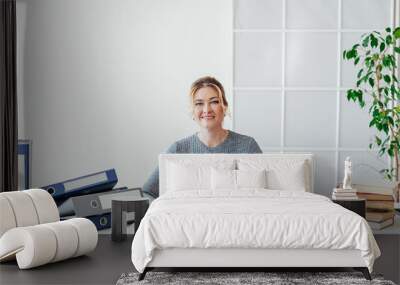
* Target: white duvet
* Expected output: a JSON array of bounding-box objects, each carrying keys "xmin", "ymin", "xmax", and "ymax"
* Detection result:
[{"xmin": 131, "ymin": 190, "xmax": 380, "ymax": 273}]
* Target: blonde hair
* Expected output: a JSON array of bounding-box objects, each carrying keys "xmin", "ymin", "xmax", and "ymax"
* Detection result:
[{"xmin": 189, "ymin": 76, "xmax": 230, "ymax": 116}]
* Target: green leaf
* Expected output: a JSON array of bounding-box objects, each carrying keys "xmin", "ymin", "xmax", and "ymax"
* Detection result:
[
  {"xmin": 357, "ymin": 69, "xmax": 363, "ymax": 79},
  {"xmin": 385, "ymin": 35, "xmax": 392, "ymax": 45},
  {"xmin": 375, "ymin": 136, "xmax": 382, "ymax": 146},
  {"xmin": 369, "ymin": 104, "xmax": 375, "ymax": 113},
  {"xmin": 342, "ymin": 50, "xmax": 347, "ymax": 59},
  {"xmin": 366, "ymin": 57, "xmax": 375, "ymax": 68},
  {"xmin": 346, "ymin": 49, "xmax": 357, "ymax": 60},
  {"xmin": 370, "ymin": 34, "xmax": 378, "ymax": 48},
  {"xmin": 386, "ymin": 27, "xmax": 391, "ymax": 33},
  {"xmin": 390, "ymin": 85, "xmax": 398, "ymax": 96},
  {"xmin": 362, "ymin": 35, "xmax": 370, "ymax": 47},
  {"xmin": 383, "ymin": 75, "xmax": 391, "ymax": 84},
  {"xmin": 384, "ymin": 88, "xmax": 389, "ymax": 96},
  {"xmin": 394, "ymin": 46, "xmax": 400, "ymax": 54},
  {"xmin": 354, "ymin": 57, "xmax": 360, "ymax": 65},
  {"xmin": 388, "ymin": 116, "xmax": 394, "ymax": 125},
  {"xmin": 356, "ymin": 90, "xmax": 363, "ymax": 104},
  {"xmin": 394, "ymin": 27, "xmax": 400, "ymax": 39},
  {"xmin": 369, "ymin": 119, "xmax": 376, "ymax": 127},
  {"xmin": 382, "ymin": 56, "xmax": 391, "ymax": 67},
  {"xmin": 369, "ymin": 77, "xmax": 375, "ymax": 88},
  {"xmin": 380, "ymin": 42, "xmax": 385, "ymax": 52},
  {"xmin": 388, "ymin": 55, "xmax": 396, "ymax": 66},
  {"xmin": 383, "ymin": 123, "xmax": 389, "ymax": 134},
  {"xmin": 346, "ymin": 90, "xmax": 354, "ymax": 101}
]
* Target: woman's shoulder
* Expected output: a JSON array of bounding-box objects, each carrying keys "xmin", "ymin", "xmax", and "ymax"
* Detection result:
[
  {"xmin": 165, "ymin": 134, "xmax": 197, "ymax": 153},
  {"xmin": 228, "ymin": 130, "xmax": 256, "ymax": 143},
  {"xmin": 228, "ymin": 130, "xmax": 262, "ymax": 153}
]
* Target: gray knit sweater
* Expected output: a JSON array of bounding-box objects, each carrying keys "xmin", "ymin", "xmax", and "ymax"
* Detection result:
[{"xmin": 143, "ymin": 130, "xmax": 262, "ymax": 198}]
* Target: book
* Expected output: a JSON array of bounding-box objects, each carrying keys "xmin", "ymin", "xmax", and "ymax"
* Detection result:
[
  {"xmin": 333, "ymin": 192, "xmax": 358, "ymax": 197},
  {"xmin": 368, "ymin": 217, "xmax": 394, "ymax": 230},
  {"xmin": 357, "ymin": 192, "xmax": 394, "ymax": 201},
  {"xmin": 351, "ymin": 184, "xmax": 396, "ymax": 197},
  {"xmin": 333, "ymin": 188, "xmax": 357, "ymax": 193},
  {"xmin": 366, "ymin": 210, "xmax": 395, "ymax": 222},
  {"xmin": 366, "ymin": 200, "xmax": 394, "ymax": 211},
  {"xmin": 332, "ymin": 194, "xmax": 358, "ymax": 200}
]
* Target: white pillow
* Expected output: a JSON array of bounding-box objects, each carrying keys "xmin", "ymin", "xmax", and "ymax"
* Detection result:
[
  {"xmin": 167, "ymin": 162, "xmax": 210, "ymax": 191},
  {"xmin": 237, "ymin": 158, "xmax": 308, "ymax": 191},
  {"xmin": 211, "ymin": 168, "xmax": 267, "ymax": 190},
  {"xmin": 166, "ymin": 158, "xmax": 236, "ymax": 192},
  {"xmin": 211, "ymin": 168, "xmax": 236, "ymax": 190},
  {"xmin": 236, "ymin": 169, "xmax": 267, "ymax": 189}
]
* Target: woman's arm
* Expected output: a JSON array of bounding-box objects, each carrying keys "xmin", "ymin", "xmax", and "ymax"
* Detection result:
[
  {"xmin": 142, "ymin": 142, "xmax": 178, "ymax": 199},
  {"xmin": 142, "ymin": 167, "xmax": 159, "ymax": 200},
  {"xmin": 249, "ymin": 138, "xmax": 262, "ymax": 153}
]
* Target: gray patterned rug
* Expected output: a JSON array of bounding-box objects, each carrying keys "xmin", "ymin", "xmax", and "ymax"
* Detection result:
[{"xmin": 116, "ymin": 271, "xmax": 396, "ymax": 285}]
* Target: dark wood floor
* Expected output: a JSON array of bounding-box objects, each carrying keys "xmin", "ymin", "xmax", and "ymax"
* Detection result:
[{"xmin": 0, "ymin": 235, "xmax": 134, "ymax": 285}]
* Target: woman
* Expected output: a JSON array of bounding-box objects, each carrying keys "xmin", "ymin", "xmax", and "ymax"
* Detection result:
[{"xmin": 143, "ymin": 76, "xmax": 262, "ymax": 199}]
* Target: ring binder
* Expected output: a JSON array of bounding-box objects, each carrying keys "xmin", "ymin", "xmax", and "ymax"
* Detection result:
[{"xmin": 41, "ymin": 169, "xmax": 118, "ymax": 200}]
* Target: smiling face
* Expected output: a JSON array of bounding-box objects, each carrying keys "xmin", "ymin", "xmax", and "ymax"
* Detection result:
[{"xmin": 192, "ymin": 86, "xmax": 226, "ymax": 131}]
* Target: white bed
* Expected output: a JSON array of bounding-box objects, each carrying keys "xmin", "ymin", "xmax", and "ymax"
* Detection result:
[{"xmin": 131, "ymin": 154, "xmax": 380, "ymax": 280}]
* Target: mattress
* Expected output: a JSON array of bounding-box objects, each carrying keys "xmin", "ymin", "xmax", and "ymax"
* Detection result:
[{"xmin": 131, "ymin": 189, "xmax": 380, "ymax": 273}]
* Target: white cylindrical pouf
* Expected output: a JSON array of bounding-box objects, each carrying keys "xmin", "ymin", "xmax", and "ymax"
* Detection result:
[
  {"xmin": 0, "ymin": 226, "xmax": 57, "ymax": 269},
  {"xmin": 24, "ymin": 189, "xmax": 59, "ymax": 224},
  {"xmin": 66, "ymin": 218, "xmax": 98, "ymax": 257},
  {"xmin": 0, "ymin": 196, "xmax": 17, "ymax": 237},
  {"xmin": 42, "ymin": 221, "xmax": 79, "ymax": 262},
  {"xmin": 1, "ymin": 192, "xmax": 39, "ymax": 227}
]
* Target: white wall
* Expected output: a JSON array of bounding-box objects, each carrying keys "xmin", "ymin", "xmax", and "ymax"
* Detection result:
[
  {"xmin": 233, "ymin": 0, "xmax": 396, "ymax": 197},
  {"xmin": 17, "ymin": 0, "xmax": 233, "ymax": 188}
]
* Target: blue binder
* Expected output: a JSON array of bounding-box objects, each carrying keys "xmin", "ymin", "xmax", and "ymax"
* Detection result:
[
  {"xmin": 41, "ymin": 169, "xmax": 118, "ymax": 201},
  {"xmin": 87, "ymin": 213, "xmax": 111, "ymax": 230}
]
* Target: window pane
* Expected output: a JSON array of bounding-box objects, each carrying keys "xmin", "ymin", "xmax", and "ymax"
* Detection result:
[
  {"xmin": 235, "ymin": 32, "xmax": 282, "ymax": 87},
  {"xmin": 235, "ymin": 90, "xmax": 281, "ymax": 147},
  {"xmin": 287, "ymin": 0, "xmax": 338, "ymax": 29}
]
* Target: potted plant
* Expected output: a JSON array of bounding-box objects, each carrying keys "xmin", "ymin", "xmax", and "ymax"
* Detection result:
[{"xmin": 343, "ymin": 27, "xmax": 400, "ymax": 206}]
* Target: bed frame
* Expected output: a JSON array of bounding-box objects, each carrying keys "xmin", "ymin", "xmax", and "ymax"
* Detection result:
[
  {"xmin": 138, "ymin": 154, "xmax": 372, "ymax": 281},
  {"xmin": 140, "ymin": 248, "xmax": 370, "ymax": 280}
]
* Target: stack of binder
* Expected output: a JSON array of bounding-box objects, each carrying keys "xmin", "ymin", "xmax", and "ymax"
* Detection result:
[{"xmin": 39, "ymin": 169, "xmax": 143, "ymax": 230}]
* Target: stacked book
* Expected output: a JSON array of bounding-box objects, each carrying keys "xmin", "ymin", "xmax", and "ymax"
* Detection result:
[
  {"xmin": 332, "ymin": 187, "xmax": 358, "ymax": 200},
  {"xmin": 355, "ymin": 184, "xmax": 396, "ymax": 230}
]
